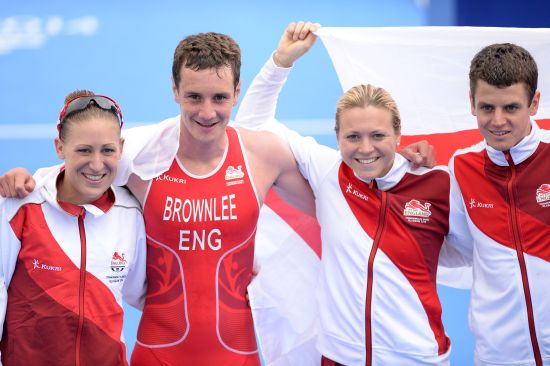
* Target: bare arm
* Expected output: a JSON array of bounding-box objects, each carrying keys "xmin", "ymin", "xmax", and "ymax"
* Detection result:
[
  {"xmin": 272, "ymin": 151, "xmax": 316, "ymax": 217},
  {"xmin": 240, "ymin": 128, "xmax": 315, "ymax": 217}
]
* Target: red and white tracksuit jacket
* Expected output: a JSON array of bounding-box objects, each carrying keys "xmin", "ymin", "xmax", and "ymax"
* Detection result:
[
  {"xmin": 447, "ymin": 121, "xmax": 550, "ymax": 366},
  {"xmin": 235, "ymin": 57, "xmax": 453, "ymax": 366},
  {"xmin": 0, "ymin": 167, "xmax": 147, "ymax": 366},
  {"xmin": 308, "ymin": 149, "xmax": 453, "ymax": 366}
]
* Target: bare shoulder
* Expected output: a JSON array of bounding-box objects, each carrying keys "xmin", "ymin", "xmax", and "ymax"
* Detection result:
[
  {"xmin": 237, "ymin": 127, "xmax": 292, "ymax": 165},
  {"xmin": 235, "ymin": 127, "xmax": 297, "ymax": 202}
]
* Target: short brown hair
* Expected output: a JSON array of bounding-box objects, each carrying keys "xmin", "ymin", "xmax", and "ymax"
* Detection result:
[
  {"xmin": 172, "ymin": 32, "xmax": 241, "ymax": 90},
  {"xmin": 469, "ymin": 43, "xmax": 538, "ymax": 103},
  {"xmin": 335, "ymin": 84, "xmax": 401, "ymax": 135}
]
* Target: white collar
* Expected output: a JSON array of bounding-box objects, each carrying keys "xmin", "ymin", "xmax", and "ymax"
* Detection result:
[
  {"xmin": 354, "ymin": 153, "xmax": 409, "ymax": 191},
  {"xmin": 486, "ymin": 120, "xmax": 540, "ymax": 166}
]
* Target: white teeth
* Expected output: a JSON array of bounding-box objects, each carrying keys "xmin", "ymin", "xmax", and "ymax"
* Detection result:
[
  {"xmin": 357, "ymin": 157, "xmax": 378, "ymax": 164},
  {"xmin": 84, "ymin": 174, "xmax": 103, "ymax": 181},
  {"xmin": 492, "ymin": 131, "xmax": 508, "ymax": 136}
]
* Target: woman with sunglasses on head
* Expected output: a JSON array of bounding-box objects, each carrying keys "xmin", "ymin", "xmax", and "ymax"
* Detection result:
[
  {"xmin": 0, "ymin": 90, "xmax": 146, "ymax": 366},
  {"xmin": 235, "ymin": 23, "xmax": 466, "ymax": 366}
]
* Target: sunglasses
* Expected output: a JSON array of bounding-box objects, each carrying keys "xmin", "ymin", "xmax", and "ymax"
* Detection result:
[{"xmin": 58, "ymin": 95, "xmax": 124, "ymax": 128}]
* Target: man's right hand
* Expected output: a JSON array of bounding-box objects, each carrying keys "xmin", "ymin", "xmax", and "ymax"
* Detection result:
[
  {"xmin": 273, "ymin": 21, "xmax": 321, "ymax": 68},
  {"xmin": 0, "ymin": 168, "xmax": 35, "ymax": 198}
]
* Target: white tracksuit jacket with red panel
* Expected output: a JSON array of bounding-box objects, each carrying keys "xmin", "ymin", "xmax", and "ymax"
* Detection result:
[
  {"xmin": 286, "ymin": 134, "xmax": 452, "ymax": 366},
  {"xmin": 448, "ymin": 122, "xmax": 550, "ymax": 366},
  {"xmin": 0, "ymin": 167, "xmax": 147, "ymax": 366},
  {"xmin": 235, "ymin": 57, "xmax": 454, "ymax": 365}
]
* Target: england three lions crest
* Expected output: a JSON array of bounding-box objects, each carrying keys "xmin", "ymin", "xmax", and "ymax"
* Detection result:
[
  {"xmin": 111, "ymin": 251, "xmax": 127, "ymax": 272},
  {"xmin": 225, "ymin": 165, "xmax": 245, "ymax": 186},
  {"xmin": 403, "ymin": 199, "xmax": 432, "ymax": 223}
]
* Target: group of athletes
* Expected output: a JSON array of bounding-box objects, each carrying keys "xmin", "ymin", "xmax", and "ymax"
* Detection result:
[{"xmin": 0, "ymin": 21, "xmax": 548, "ymax": 366}]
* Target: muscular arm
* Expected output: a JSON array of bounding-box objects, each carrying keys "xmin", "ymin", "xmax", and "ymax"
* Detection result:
[
  {"xmin": 239, "ymin": 128, "xmax": 315, "ymax": 217},
  {"xmin": 271, "ymin": 147, "xmax": 316, "ymax": 217}
]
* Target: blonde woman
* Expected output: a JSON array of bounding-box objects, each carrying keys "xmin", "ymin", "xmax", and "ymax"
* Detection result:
[{"xmin": 236, "ymin": 22, "xmax": 453, "ymax": 366}]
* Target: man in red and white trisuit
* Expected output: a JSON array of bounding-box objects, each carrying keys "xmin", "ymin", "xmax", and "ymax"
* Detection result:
[
  {"xmin": 445, "ymin": 44, "xmax": 550, "ymax": 366},
  {"xmin": 122, "ymin": 31, "xmax": 317, "ymax": 365},
  {"xmin": 130, "ymin": 126, "xmax": 264, "ymax": 365}
]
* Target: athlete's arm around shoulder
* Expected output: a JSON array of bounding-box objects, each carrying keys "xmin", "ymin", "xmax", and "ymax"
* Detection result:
[
  {"xmin": 238, "ymin": 127, "xmax": 315, "ymax": 217},
  {"xmin": 0, "ymin": 163, "xmax": 66, "ymax": 199}
]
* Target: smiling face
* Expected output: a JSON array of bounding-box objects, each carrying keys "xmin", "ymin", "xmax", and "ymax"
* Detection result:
[
  {"xmin": 471, "ymin": 80, "xmax": 539, "ymax": 151},
  {"xmin": 337, "ymin": 106, "xmax": 400, "ymax": 180},
  {"xmin": 55, "ymin": 116, "xmax": 123, "ymax": 205},
  {"xmin": 173, "ymin": 65, "xmax": 240, "ymax": 146}
]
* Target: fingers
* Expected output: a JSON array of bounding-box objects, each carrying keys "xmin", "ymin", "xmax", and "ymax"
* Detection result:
[
  {"xmin": 292, "ymin": 21, "xmax": 305, "ymax": 41},
  {"xmin": 275, "ymin": 21, "xmax": 321, "ymax": 67},
  {"xmin": 412, "ymin": 141, "xmax": 436, "ymax": 169},
  {"xmin": 285, "ymin": 21, "xmax": 297, "ymax": 39},
  {"xmin": 0, "ymin": 168, "xmax": 33, "ymax": 198},
  {"xmin": 25, "ymin": 179, "xmax": 36, "ymax": 194},
  {"xmin": 0, "ymin": 173, "xmax": 17, "ymax": 198},
  {"xmin": 0, "ymin": 175, "xmax": 10, "ymax": 198},
  {"xmin": 286, "ymin": 21, "xmax": 320, "ymax": 41},
  {"xmin": 17, "ymin": 176, "xmax": 35, "ymax": 198},
  {"xmin": 400, "ymin": 140, "xmax": 436, "ymax": 169},
  {"xmin": 418, "ymin": 141, "xmax": 436, "ymax": 168}
]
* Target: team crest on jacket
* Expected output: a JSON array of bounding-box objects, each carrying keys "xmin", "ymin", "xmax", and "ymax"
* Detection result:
[
  {"xmin": 403, "ymin": 199, "xmax": 432, "ymax": 223},
  {"xmin": 225, "ymin": 165, "xmax": 245, "ymax": 186},
  {"xmin": 536, "ymin": 184, "xmax": 550, "ymax": 207},
  {"xmin": 111, "ymin": 251, "xmax": 127, "ymax": 272}
]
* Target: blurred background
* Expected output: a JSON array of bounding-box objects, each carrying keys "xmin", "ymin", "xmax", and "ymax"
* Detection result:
[{"xmin": 1, "ymin": 0, "xmax": 548, "ymax": 364}]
